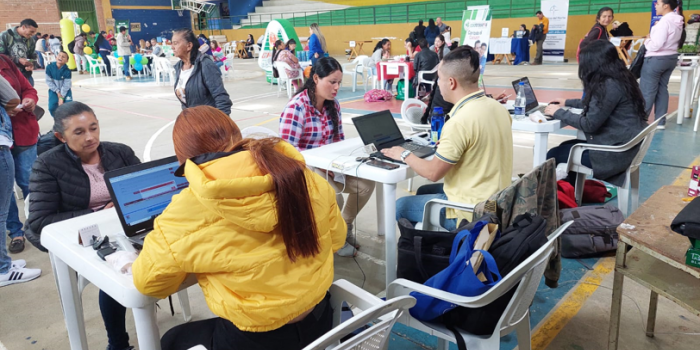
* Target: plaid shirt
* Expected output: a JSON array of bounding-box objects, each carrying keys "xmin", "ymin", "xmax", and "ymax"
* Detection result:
[{"xmin": 279, "ymin": 89, "xmax": 344, "ymax": 151}]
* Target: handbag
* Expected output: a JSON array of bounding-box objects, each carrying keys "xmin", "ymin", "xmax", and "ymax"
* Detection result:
[
  {"xmin": 629, "ymin": 44, "xmax": 646, "ymax": 79},
  {"xmin": 397, "ymin": 219, "xmax": 456, "ymax": 284}
]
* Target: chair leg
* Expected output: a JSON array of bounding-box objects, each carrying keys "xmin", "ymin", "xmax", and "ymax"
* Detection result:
[
  {"xmin": 574, "ymin": 172, "xmax": 586, "ymax": 206},
  {"xmin": 352, "ymin": 73, "xmax": 357, "ymax": 92},
  {"xmin": 407, "ymin": 178, "xmax": 413, "ymax": 192},
  {"xmin": 515, "ymin": 312, "xmax": 532, "ymax": 350},
  {"xmin": 629, "ymin": 169, "xmax": 640, "ymax": 215},
  {"xmin": 436, "ymin": 338, "xmax": 450, "ymax": 350},
  {"xmin": 617, "ymin": 185, "xmax": 629, "ymax": 218},
  {"xmin": 177, "ymin": 289, "xmax": 192, "ymax": 322}
]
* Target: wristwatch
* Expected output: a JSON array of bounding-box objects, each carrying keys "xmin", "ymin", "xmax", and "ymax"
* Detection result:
[{"xmin": 400, "ymin": 149, "xmax": 412, "ymax": 162}]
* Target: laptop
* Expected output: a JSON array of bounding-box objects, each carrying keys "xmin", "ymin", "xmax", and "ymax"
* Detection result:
[
  {"xmin": 352, "ymin": 110, "xmax": 436, "ymax": 163},
  {"xmin": 511, "ymin": 77, "xmax": 549, "ymax": 116},
  {"xmin": 104, "ymin": 156, "xmax": 189, "ymax": 245}
]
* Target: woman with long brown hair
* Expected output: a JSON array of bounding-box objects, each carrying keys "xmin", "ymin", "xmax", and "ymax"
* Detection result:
[{"xmin": 132, "ymin": 105, "xmax": 345, "ymax": 350}]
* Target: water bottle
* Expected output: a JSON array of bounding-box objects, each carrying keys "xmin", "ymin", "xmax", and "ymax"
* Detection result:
[
  {"xmin": 514, "ymin": 81, "xmax": 527, "ymax": 120},
  {"xmin": 430, "ymin": 107, "xmax": 445, "ymax": 145}
]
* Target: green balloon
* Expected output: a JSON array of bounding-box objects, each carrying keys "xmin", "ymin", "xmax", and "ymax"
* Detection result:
[
  {"xmin": 129, "ymin": 57, "xmax": 136, "ymax": 65},
  {"xmin": 75, "ymin": 18, "xmax": 84, "ymax": 25},
  {"xmin": 91, "ymin": 53, "xmax": 99, "ymax": 59},
  {"xmin": 141, "ymin": 57, "xmax": 148, "ymax": 64}
]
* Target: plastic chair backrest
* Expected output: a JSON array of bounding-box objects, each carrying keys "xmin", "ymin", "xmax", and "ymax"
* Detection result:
[
  {"xmin": 628, "ymin": 115, "xmax": 665, "ymax": 172},
  {"xmin": 274, "ymin": 61, "xmax": 293, "ymax": 80},
  {"xmin": 302, "ymin": 295, "xmax": 416, "ymax": 350},
  {"xmin": 400, "ymin": 98, "xmax": 427, "ymax": 126},
  {"xmin": 240, "ymin": 126, "xmax": 279, "ymax": 139}
]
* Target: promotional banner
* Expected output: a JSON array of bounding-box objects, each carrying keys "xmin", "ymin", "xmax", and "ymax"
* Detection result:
[
  {"xmin": 650, "ymin": 1, "xmax": 662, "ymax": 29},
  {"xmin": 460, "ymin": 6, "xmax": 491, "ymax": 86},
  {"xmin": 541, "ymin": 0, "xmax": 568, "ymax": 62},
  {"xmin": 258, "ymin": 19, "xmax": 300, "ymax": 83}
]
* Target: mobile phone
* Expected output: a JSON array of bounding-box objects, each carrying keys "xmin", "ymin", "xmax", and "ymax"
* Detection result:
[{"xmin": 366, "ymin": 159, "xmax": 400, "ymax": 170}]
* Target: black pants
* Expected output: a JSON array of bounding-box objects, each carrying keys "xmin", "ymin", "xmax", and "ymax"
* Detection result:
[
  {"xmin": 99, "ymin": 290, "xmax": 130, "ymax": 349},
  {"xmin": 547, "ymin": 139, "xmax": 592, "ymax": 185},
  {"xmin": 161, "ymin": 293, "xmax": 332, "ymax": 350}
]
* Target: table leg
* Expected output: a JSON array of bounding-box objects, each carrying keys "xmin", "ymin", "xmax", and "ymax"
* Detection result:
[
  {"xmin": 376, "ymin": 183, "xmax": 398, "ymax": 287},
  {"xmin": 52, "ymin": 253, "xmax": 89, "ymax": 350},
  {"xmin": 133, "ymin": 303, "xmax": 162, "ymax": 350},
  {"xmin": 678, "ymin": 70, "xmax": 690, "ymax": 124},
  {"xmin": 357, "ymin": 42, "xmax": 364, "ymax": 56},
  {"xmin": 646, "ymin": 291, "xmax": 659, "ymax": 338},
  {"xmin": 608, "ymin": 242, "xmax": 628, "ymax": 350},
  {"xmin": 349, "ymin": 48, "xmax": 357, "ymax": 61},
  {"xmin": 532, "ymin": 132, "xmax": 549, "ymax": 168}
]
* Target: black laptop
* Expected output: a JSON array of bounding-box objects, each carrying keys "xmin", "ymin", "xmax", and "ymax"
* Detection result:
[
  {"xmin": 352, "ymin": 110, "xmax": 435, "ymax": 163},
  {"xmin": 510, "ymin": 77, "xmax": 550, "ymax": 117},
  {"xmin": 104, "ymin": 156, "xmax": 189, "ymax": 245}
]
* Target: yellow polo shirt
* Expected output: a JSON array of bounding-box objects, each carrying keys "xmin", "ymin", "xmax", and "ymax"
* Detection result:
[{"xmin": 434, "ymin": 91, "xmax": 513, "ymax": 222}]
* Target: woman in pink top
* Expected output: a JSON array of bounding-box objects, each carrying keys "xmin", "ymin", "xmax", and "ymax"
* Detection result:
[
  {"xmin": 272, "ymin": 39, "xmax": 302, "ymax": 89},
  {"xmin": 640, "ymin": 0, "xmax": 686, "ymax": 129}
]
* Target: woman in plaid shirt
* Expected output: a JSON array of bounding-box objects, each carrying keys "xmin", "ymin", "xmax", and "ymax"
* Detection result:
[{"xmin": 279, "ymin": 57, "xmax": 375, "ymax": 257}]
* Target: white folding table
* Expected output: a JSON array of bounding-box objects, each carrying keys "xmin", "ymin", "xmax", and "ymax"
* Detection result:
[{"xmin": 42, "ymin": 208, "xmax": 196, "ymax": 350}]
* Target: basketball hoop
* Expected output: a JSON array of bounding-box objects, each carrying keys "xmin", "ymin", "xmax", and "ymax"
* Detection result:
[{"xmin": 177, "ymin": 10, "xmax": 184, "ymax": 16}]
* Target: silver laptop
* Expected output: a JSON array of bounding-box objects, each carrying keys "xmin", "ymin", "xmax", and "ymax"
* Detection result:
[{"xmin": 511, "ymin": 77, "xmax": 548, "ymax": 115}]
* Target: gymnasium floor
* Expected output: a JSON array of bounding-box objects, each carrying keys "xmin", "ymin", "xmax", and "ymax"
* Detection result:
[{"xmin": 1, "ymin": 58, "xmax": 699, "ymax": 350}]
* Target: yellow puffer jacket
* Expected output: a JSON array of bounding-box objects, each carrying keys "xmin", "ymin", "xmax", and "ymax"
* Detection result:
[{"xmin": 132, "ymin": 141, "xmax": 346, "ymax": 332}]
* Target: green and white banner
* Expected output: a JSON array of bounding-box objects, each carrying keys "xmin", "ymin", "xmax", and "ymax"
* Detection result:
[
  {"xmin": 258, "ymin": 19, "xmax": 300, "ymax": 82},
  {"xmin": 460, "ymin": 6, "xmax": 492, "ymax": 50}
]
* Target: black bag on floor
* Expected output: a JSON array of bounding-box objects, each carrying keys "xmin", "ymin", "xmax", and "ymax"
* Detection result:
[
  {"xmin": 560, "ymin": 205, "xmax": 624, "ymax": 258},
  {"xmin": 441, "ymin": 213, "xmax": 548, "ymax": 348}
]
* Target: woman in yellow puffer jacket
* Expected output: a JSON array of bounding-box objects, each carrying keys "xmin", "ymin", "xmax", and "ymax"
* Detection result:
[{"xmin": 131, "ymin": 106, "xmax": 346, "ymax": 350}]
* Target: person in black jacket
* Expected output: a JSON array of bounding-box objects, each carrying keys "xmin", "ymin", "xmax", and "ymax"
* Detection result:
[
  {"xmin": 173, "ymin": 28, "xmax": 232, "ymax": 115},
  {"xmin": 413, "ymin": 20, "xmax": 426, "ymax": 41},
  {"xmin": 412, "ymin": 38, "xmax": 439, "ymax": 94},
  {"xmin": 26, "ymin": 101, "xmax": 140, "ymax": 350},
  {"xmin": 544, "ymin": 40, "xmax": 647, "ymax": 187},
  {"xmin": 578, "ymin": 7, "xmax": 614, "ymax": 58}
]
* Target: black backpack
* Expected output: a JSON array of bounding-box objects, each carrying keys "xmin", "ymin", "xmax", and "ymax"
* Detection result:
[
  {"xmin": 67, "ymin": 40, "xmax": 76, "ymax": 53},
  {"xmin": 440, "ymin": 213, "xmax": 548, "ymax": 350}
]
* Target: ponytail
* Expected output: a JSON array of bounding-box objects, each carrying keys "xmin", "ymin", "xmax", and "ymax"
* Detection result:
[
  {"xmin": 271, "ymin": 39, "xmax": 283, "ymax": 62},
  {"xmin": 233, "ymin": 138, "xmax": 320, "ymax": 262}
]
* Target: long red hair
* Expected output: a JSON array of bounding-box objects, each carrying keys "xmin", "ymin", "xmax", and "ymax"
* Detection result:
[{"xmin": 172, "ymin": 106, "xmax": 320, "ymax": 261}]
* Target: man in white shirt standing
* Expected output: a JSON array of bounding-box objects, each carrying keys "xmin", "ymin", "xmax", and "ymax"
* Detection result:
[{"xmin": 116, "ymin": 26, "xmax": 132, "ymax": 81}]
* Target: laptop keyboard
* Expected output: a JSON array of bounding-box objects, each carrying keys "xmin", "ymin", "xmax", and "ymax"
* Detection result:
[
  {"xmin": 531, "ymin": 105, "xmax": 547, "ymax": 114},
  {"xmin": 402, "ymin": 143, "xmax": 425, "ymax": 151}
]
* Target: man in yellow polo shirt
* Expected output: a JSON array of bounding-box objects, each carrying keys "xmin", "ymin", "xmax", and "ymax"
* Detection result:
[
  {"xmin": 534, "ymin": 10, "xmax": 549, "ymax": 65},
  {"xmin": 382, "ymin": 46, "xmax": 513, "ymax": 229}
]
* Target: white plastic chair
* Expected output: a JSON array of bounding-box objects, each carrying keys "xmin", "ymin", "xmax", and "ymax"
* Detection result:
[
  {"xmin": 153, "ymin": 57, "xmax": 176, "ymax": 85},
  {"xmin": 240, "ymin": 126, "xmax": 279, "ymax": 139},
  {"xmin": 107, "ymin": 56, "xmax": 123, "ymax": 77},
  {"xmin": 341, "ymin": 55, "xmax": 368, "ymax": 92},
  {"xmin": 400, "ymin": 98, "xmax": 431, "ymax": 132},
  {"xmin": 567, "ymin": 114, "xmax": 667, "ymax": 218},
  {"xmin": 251, "ymin": 44, "xmax": 261, "ymax": 58},
  {"xmin": 302, "ymin": 279, "xmax": 416, "ymax": 350},
  {"xmin": 85, "ymin": 56, "xmax": 107, "ymax": 78},
  {"xmin": 361, "ymin": 56, "xmax": 378, "ymax": 90},
  {"xmin": 415, "ymin": 66, "xmax": 438, "ymax": 97},
  {"xmin": 273, "ymin": 61, "xmax": 304, "ymax": 99},
  {"xmin": 387, "ymin": 221, "xmax": 573, "ymax": 350},
  {"xmin": 42, "ymin": 52, "xmax": 56, "ymax": 65},
  {"xmin": 221, "ymin": 53, "xmax": 234, "ymax": 79}
]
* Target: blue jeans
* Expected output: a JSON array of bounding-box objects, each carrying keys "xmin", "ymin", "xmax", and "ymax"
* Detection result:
[
  {"xmin": 37, "ymin": 53, "xmax": 44, "ymax": 68},
  {"xmin": 100, "ymin": 51, "xmax": 112, "ymax": 76},
  {"xmin": 6, "ymin": 144, "xmax": 37, "ymax": 239},
  {"xmin": 49, "ymin": 90, "xmax": 73, "ymax": 118},
  {"xmin": 122, "ymin": 55, "xmax": 131, "ymax": 77},
  {"xmin": 0, "ymin": 146, "xmax": 15, "ymax": 274},
  {"xmin": 99, "ymin": 290, "xmax": 130, "ymax": 349},
  {"xmin": 396, "ymin": 183, "xmax": 457, "ymax": 231},
  {"xmin": 26, "ymin": 75, "xmax": 34, "ymax": 87}
]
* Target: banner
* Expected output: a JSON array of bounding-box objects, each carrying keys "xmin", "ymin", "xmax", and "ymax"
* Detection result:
[
  {"xmin": 541, "ymin": 0, "xmax": 568, "ymax": 62},
  {"xmin": 460, "ymin": 6, "xmax": 492, "ymax": 86},
  {"xmin": 258, "ymin": 19, "xmax": 300, "ymax": 83},
  {"xmin": 650, "ymin": 1, "xmax": 662, "ymax": 29}
]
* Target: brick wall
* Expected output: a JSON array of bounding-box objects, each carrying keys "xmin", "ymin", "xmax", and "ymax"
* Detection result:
[{"xmin": 0, "ymin": 0, "xmax": 61, "ymax": 34}]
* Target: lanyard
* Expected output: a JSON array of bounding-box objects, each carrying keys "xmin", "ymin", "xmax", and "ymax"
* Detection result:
[{"xmin": 448, "ymin": 91, "xmax": 486, "ymax": 118}]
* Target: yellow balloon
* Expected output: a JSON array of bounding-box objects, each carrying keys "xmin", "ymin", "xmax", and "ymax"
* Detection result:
[
  {"xmin": 82, "ymin": 24, "xmax": 90, "ymax": 33},
  {"xmin": 83, "ymin": 47, "xmax": 93, "ymax": 55}
]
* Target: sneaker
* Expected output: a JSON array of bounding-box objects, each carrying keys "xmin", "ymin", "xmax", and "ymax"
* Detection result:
[
  {"xmin": 335, "ymin": 242, "xmax": 358, "ymax": 257},
  {"xmin": 9, "ymin": 237, "xmax": 25, "ymax": 253},
  {"xmin": 126, "ymin": 76, "xmax": 132, "ymax": 81},
  {"xmin": 656, "ymin": 124, "xmax": 666, "ymax": 130},
  {"xmin": 11, "ymin": 259, "xmax": 26, "ymax": 268},
  {"xmin": 0, "ymin": 266, "xmax": 41, "ymax": 287}
]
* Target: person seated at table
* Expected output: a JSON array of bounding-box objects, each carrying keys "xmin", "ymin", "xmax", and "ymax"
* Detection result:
[
  {"xmin": 544, "ymin": 40, "xmax": 646, "ymax": 188},
  {"xmin": 430, "ymin": 34, "xmax": 451, "ymax": 61},
  {"xmin": 381, "ymin": 47, "xmax": 513, "ymax": 229},
  {"xmin": 132, "ymin": 105, "xmax": 345, "ymax": 350},
  {"xmin": 279, "ymin": 57, "xmax": 375, "ymax": 257},
  {"xmin": 151, "ymin": 38, "xmax": 165, "ymax": 58},
  {"xmin": 370, "ymin": 38, "xmax": 394, "ymax": 91},
  {"xmin": 245, "ymin": 33, "xmax": 256, "ymax": 58},
  {"xmin": 514, "ymin": 24, "xmax": 530, "ymax": 38},
  {"xmin": 405, "ymin": 38, "xmax": 420, "ymax": 59},
  {"xmin": 412, "ymin": 38, "xmax": 439, "ymax": 94},
  {"xmin": 273, "ymin": 39, "xmax": 302, "ymax": 90},
  {"xmin": 25, "ymin": 101, "xmax": 141, "ymax": 350},
  {"xmin": 578, "ymin": 7, "xmax": 613, "ymax": 59}
]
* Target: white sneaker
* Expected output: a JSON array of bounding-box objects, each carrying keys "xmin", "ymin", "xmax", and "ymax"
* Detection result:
[
  {"xmin": 12, "ymin": 259, "xmax": 26, "ymax": 268},
  {"xmin": 656, "ymin": 124, "xmax": 666, "ymax": 130},
  {"xmin": 0, "ymin": 266, "xmax": 41, "ymax": 287}
]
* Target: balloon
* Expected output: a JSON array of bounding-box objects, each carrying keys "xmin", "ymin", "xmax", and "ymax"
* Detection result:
[
  {"xmin": 82, "ymin": 24, "xmax": 90, "ymax": 33},
  {"xmin": 129, "ymin": 57, "xmax": 135, "ymax": 65},
  {"xmin": 91, "ymin": 53, "xmax": 99, "ymax": 59},
  {"xmin": 118, "ymin": 57, "xmax": 124, "ymax": 63},
  {"xmin": 83, "ymin": 47, "xmax": 93, "ymax": 55},
  {"xmin": 134, "ymin": 63, "xmax": 143, "ymax": 71},
  {"xmin": 141, "ymin": 57, "xmax": 148, "ymax": 64},
  {"xmin": 75, "ymin": 18, "xmax": 84, "ymax": 25},
  {"xmin": 113, "ymin": 52, "xmax": 119, "ymax": 58},
  {"xmin": 134, "ymin": 53, "xmax": 142, "ymax": 61}
]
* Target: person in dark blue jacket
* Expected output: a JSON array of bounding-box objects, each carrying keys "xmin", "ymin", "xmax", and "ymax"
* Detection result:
[
  {"xmin": 45, "ymin": 51, "xmax": 72, "ymax": 117},
  {"xmin": 424, "ymin": 19, "xmax": 441, "ymax": 48},
  {"xmin": 308, "ymin": 23, "xmax": 327, "ymax": 66},
  {"xmin": 96, "ymin": 31, "xmax": 113, "ymax": 75},
  {"xmin": 197, "ymin": 34, "xmax": 213, "ymax": 56}
]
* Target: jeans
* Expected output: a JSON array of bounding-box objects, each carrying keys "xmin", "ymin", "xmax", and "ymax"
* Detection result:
[
  {"xmin": 161, "ymin": 293, "xmax": 332, "ymax": 350},
  {"xmin": 6, "ymin": 144, "xmax": 37, "ymax": 239},
  {"xmin": 74, "ymin": 54, "xmax": 86, "ymax": 72},
  {"xmin": 37, "ymin": 53, "xmax": 44, "ymax": 68},
  {"xmin": 99, "ymin": 290, "xmax": 130, "ymax": 349},
  {"xmin": 395, "ymin": 183, "xmax": 457, "ymax": 231},
  {"xmin": 122, "ymin": 55, "xmax": 131, "ymax": 77},
  {"xmin": 49, "ymin": 90, "xmax": 73, "ymax": 117},
  {"xmin": 0, "ymin": 146, "xmax": 14, "ymax": 274},
  {"xmin": 26, "ymin": 74, "xmax": 34, "ymax": 87},
  {"xmin": 547, "ymin": 139, "xmax": 592, "ymax": 185},
  {"xmin": 100, "ymin": 51, "xmax": 112, "ymax": 76},
  {"xmin": 640, "ymin": 54, "xmax": 678, "ymax": 125}
]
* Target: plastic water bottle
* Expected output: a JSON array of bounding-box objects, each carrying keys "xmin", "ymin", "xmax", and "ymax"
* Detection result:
[
  {"xmin": 514, "ymin": 81, "xmax": 527, "ymax": 120},
  {"xmin": 430, "ymin": 107, "xmax": 445, "ymax": 145}
]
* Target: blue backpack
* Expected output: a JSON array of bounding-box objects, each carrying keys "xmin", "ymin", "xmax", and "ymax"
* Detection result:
[{"xmin": 409, "ymin": 220, "xmax": 502, "ymax": 321}]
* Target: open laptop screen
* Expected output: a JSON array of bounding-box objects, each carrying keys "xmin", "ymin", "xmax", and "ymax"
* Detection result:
[
  {"xmin": 511, "ymin": 77, "xmax": 539, "ymax": 112},
  {"xmin": 353, "ymin": 110, "xmax": 404, "ymax": 150},
  {"xmin": 106, "ymin": 157, "xmax": 189, "ymax": 234}
]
